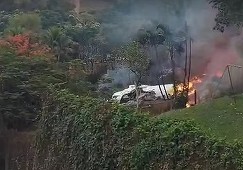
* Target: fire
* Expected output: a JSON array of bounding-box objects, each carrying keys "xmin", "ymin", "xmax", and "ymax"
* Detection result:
[
  {"xmin": 176, "ymin": 77, "xmax": 202, "ymax": 94},
  {"xmin": 176, "ymin": 76, "xmax": 203, "ymax": 108},
  {"xmin": 174, "ymin": 69, "xmax": 227, "ymax": 108},
  {"xmin": 186, "ymin": 103, "xmax": 191, "ymax": 108}
]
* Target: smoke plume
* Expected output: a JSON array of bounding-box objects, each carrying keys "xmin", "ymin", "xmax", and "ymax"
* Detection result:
[{"xmin": 92, "ymin": 0, "xmax": 243, "ymax": 100}]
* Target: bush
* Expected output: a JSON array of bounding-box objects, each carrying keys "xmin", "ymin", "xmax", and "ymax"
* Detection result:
[
  {"xmin": 0, "ymin": 54, "xmax": 94, "ymax": 130},
  {"xmin": 34, "ymin": 88, "xmax": 243, "ymax": 170},
  {"xmin": 0, "ymin": 54, "xmax": 64, "ymax": 130},
  {"xmin": 5, "ymin": 13, "xmax": 41, "ymax": 34}
]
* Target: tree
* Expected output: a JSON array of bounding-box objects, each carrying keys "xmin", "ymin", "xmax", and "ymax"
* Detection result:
[
  {"xmin": 39, "ymin": 10, "xmax": 71, "ymax": 30},
  {"xmin": 0, "ymin": 54, "xmax": 64, "ymax": 130},
  {"xmin": 136, "ymin": 28, "xmax": 169, "ymax": 99},
  {"xmin": 5, "ymin": 26, "xmax": 25, "ymax": 36},
  {"xmin": 44, "ymin": 27, "xmax": 71, "ymax": 62},
  {"xmin": 7, "ymin": 34, "xmax": 30, "ymax": 56},
  {"xmin": 4, "ymin": 13, "xmax": 41, "ymax": 35},
  {"xmin": 0, "ymin": 0, "xmax": 74, "ymax": 11},
  {"xmin": 120, "ymin": 41, "xmax": 149, "ymax": 108},
  {"xmin": 0, "ymin": 11, "xmax": 13, "ymax": 34},
  {"xmin": 209, "ymin": 0, "xmax": 243, "ymax": 31},
  {"xmin": 0, "ymin": 51, "xmax": 93, "ymax": 131},
  {"xmin": 121, "ymin": 42, "xmax": 150, "ymax": 86},
  {"xmin": 156, "ymin": 24, "xmax": 190, "ymax": 108},
  {"xmin": 45, "ymin": 0, "xmax": 75, "ymax": 11},
  {"xmin": 135, "ymin": 24, "xmax": 188, "ymax": 103},
  {"xmin": 65, "ymin": 22, "xmax": 105, "ymax": 71},
  {"xmin": 0, "ymin": 33, "xmax": 51, "ymax": 57}
]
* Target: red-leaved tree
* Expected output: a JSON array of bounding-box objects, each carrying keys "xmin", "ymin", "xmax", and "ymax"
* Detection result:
[
  {"xmin": 7, "ymin": 34, "xmax": 31, "ymax": 56},
  {"xmin": 0, "ymin": 34, "xmax": 51, "ymax": 57}
]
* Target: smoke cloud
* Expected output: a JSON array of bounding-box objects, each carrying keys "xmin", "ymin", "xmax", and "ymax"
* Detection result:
[{"xmin": 92, "ymin": 0, "xmax": 243, "ymax": 100}]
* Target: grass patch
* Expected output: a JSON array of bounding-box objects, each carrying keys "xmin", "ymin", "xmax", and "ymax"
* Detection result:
[{"xmin": 162, "ymin": 95, "xmax": 243, "ymax": 143}]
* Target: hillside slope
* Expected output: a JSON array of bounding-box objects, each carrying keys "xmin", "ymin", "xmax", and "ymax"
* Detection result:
[{"xmin": 162, "ymin": 95, "xmax": 243, "ymax": 142}]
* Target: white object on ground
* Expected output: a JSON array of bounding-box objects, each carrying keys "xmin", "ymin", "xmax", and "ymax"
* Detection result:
[{"xmin": 112, "ymin": 84, "xmax": 174, "ymax": 103}]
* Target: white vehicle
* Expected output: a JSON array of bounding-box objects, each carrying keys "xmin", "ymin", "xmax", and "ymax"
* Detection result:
[{"xmin": 112, "ymin": 84, "xmax": 174, "ymax": 103}]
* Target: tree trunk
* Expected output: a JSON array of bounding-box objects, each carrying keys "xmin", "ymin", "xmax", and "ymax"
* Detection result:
[
  {"xmin": 157, "ymin": 79, "xmax": 166, "ymax": 100},
  {"xmin": 161, "ymin": 75, "xmax": 169, "ymax": 99},
  {"xmin": 57, "ymin": 51, "xmax": 61, "ymax": 62},
  {"xmin": 187, "ymin": 38, "xmax": 192, "ymax": 93},
  {"xmin": 78, "ymin": 45, "xmax": 82, "ymax": 59},
  {"xmin": 90, "ymin": 59, "xmax": 94, "ymax": 73},
  {"xmin": 183, "ymin": 37, "xmax": 188, "ymax": 92},
  {"xmin": 4, "ymin": 135, "xmax": 9, "ymax": 170},
  {"xmin": 154, "ymin": 45, "xmax": 168, "ymax": 100},
  {"xmin": 154, "ymin": 45, "xmax": 159, "ymax": 61},
  {"xmin": 170, "ymin": 46, "xmax": 177, "ymax": 99},
  {"xmin": 135, "ymin": 81, "xmax": 140, "ymax": 110}
]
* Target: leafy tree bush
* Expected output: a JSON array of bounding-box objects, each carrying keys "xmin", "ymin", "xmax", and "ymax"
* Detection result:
[
  {"xmin": 39, "ymin": 10, "xmax": 71, "ymax": 30},
  {"xmin": 0, "ymin": 50, "xmax": 95, "ymax": 130},
  {"xmin": 4, "ymin": 13, "xmax": 41, "ymax": 34},
  {"xmin": 120, "ymin": 41, "xmax": 150, "ymax": 85},
  {"xmin": 65, "ymin": 22, "xmax": 102, "ymax": 61},
  {"xmin": 0, "ymin": 11, "xmax": 12, "ymax": 34},
  {"xmin": 34, "ymin": 88, "xmax": 243, "ymax": 170},
  {"xmin": 0, "ymin": 34, "xmax": 51, "ymax": 57},
  {"xmin": 209, "ymin": 0, "xmax": 243, "ymax": 31},
  {"xmin": 0, "ymin": 54, "xmax": 64, "ymax": 130},
  {"xmin": 43, "ymin": 26, "xmax": 71, "ymax": 61},
  {"xmin": 0, "ymin": 0, "xmax": 74, "ymax": 11}
]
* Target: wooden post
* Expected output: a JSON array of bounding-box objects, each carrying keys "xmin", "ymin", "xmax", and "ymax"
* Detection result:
[
  {"xmin": 194, "ymin": 90, "xmax": 197, "ymax": 105},
  {"xmin": 227, "ymin": 66, "xmax": 236, "ymax": 104}
]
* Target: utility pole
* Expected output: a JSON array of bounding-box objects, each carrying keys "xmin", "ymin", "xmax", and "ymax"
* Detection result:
[
  {"xmin": 217, "ymin": 64, "xmax": 242, "ymax": 104},
  {"xmin": 183, "ymin": 22, "xmax": 188, "ymax": 90}
]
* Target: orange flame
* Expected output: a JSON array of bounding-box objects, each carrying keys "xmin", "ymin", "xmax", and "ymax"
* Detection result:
[
  {"xmin": 176, "ymin": 76, "xmax": 203, "ymax": 108},
  {"xmin": 186, "ymin": 103, "xmax": 191, "ymax": 108},
  {"xmin": 175, "ymin": 70, "xmax": 226, "ymax": 108}
]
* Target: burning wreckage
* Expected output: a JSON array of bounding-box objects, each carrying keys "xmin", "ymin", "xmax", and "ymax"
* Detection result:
[
  {"xmin": 111, "ymin": 65, "xmax": 243, "ymax": 114},
  {"xmin": 112, "ymin": 84, "xmax": 174, "ymax": 103},
  {"xmin": 112, "ymin": 84, "xmax": 175, "ymax": 113}
]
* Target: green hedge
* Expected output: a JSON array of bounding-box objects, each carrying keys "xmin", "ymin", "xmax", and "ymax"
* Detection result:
[
  {"xmin": 0, "ymin": 53, "xmax": 95, "ymax": 130},
  {"xmin": 34, "ymin": 88, "xmax": 243, "ymax": 170}
]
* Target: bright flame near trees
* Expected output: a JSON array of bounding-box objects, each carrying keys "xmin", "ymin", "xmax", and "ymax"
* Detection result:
[
  {"xmin": 186, "ymin": 103, "xmax": 191, "ymax": 108},
  {"xmin": 176, "ymin": 76, "xmax": 203, "ymax": 108}
]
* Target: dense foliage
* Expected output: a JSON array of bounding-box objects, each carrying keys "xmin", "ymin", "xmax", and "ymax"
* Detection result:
[
  {"xmin": 0, "ymin": 51, "xmax": 57, "ymax": 130},
  {"xmin": 0, "ymin": 0, "xmax": 74, "ymax": 11},
  {"xmin": 34, "ymin": 88, "xmax": 243, "ymax": 170},
  {"xmin": 120, "ymin": 42, "xmax": 150, "ymax": 84},
  {"xmin": 1, "ymin": 0, "xmax": 243, "ymax": 169},
  {"xmin": 0, "ymin": 50, "xmax": 94, "ymax": 130},
  {"xmin": 209, "ymin": 0, "xmax": 243, "ymax": 31}
]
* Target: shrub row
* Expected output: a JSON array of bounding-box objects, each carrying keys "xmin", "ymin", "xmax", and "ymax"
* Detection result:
[{"xmin": 34, "ymin": 88, "xmax": 243, "ymax": 170}]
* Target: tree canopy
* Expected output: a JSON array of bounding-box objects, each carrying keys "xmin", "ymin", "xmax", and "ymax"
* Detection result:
[
  {"xmin": 209, "ymin": 0, "xmax": 243, "ymax": 31},
  {"xmin": 1, "ymin": 0, "xmax": 243, "ymax": 169},
  {"xmin": 0, "ymin": 0, "xmax": 74, "ymax": 11}
]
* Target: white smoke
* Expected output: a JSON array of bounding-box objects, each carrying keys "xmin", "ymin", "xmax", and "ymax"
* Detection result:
[{"xmin": 97, "ymin": 0, "xmax": 243, "ymax": 100}]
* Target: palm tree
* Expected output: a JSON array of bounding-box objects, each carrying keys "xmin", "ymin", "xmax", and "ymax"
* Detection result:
[
  {"xmin": 136, "ymin": 27, "xmax": 168, "ymax": 100},
  {"xmin": 5, "ymin": 26, "xmax": 25, "ymax": 36},
  {"xmin": 157, "ymin": 24, "xmax": 188, "ymax": 107},
  {"xmin": 44, "ymin": 27, "xmax": 71, "ymax": 62}
]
